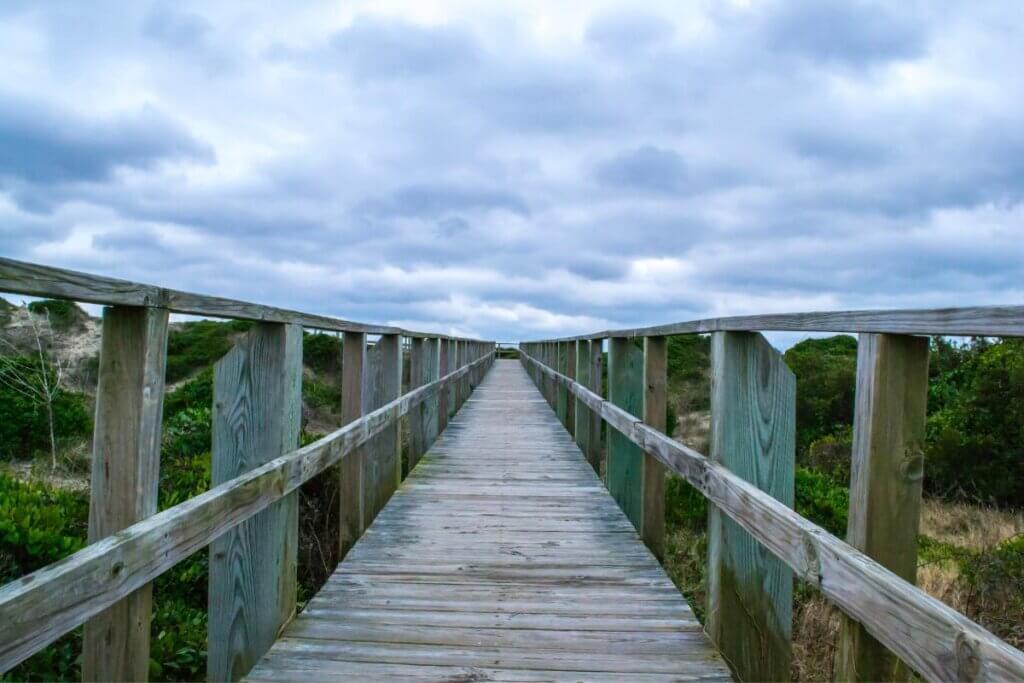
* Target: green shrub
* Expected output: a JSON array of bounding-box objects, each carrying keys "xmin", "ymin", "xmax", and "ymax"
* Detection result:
[
  {"xmin": 304, "ymin": 377, "xmax": 340, "ymax": 412},
  {"xmin": 665, "ymin": 475, "xmax": 707, "ymax": 530},
  {"xmin": 303, "ymin": 332, "xmax": 341, "ymax": 377},
  {"xmin": 925, "ymin": 338, "xmax": 1024, "ymax": 505},
  {"xmin": 0, "ymin": 356, "xmax": 92, "ymax": 460},
  {"xmin": 960, "ymin": 534, "xmax": 1024, "ymax": 646},
  {"xmin": 27, "ymin": 299, "xmax": 82, "ymax": 331},
  {"xmin": 794, "ymin": 466, "xmax": 849, "ymax": 537},
  {"xmin": 0, "ymin": 475, "xmax": 88, "ymax": 682},
  {"xmin": 806, "ymin": 426, "xmax": 853, "ymax": 485},
  {"xmin": 783, "ymin": 335, "xmax": 858, "ymax": 458},
  {"xmin": 163, "ymin": 368, "xmax": 213, "ymax": 419},
  {"xmin": 166, "ymin": 320, "xmax": 250, "ymax": 383}
]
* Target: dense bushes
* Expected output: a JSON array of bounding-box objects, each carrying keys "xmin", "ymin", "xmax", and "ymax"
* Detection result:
[
  {"xmin": 783, "ymin": 335, "xmax": 858, "ymax": 459},
  {"xmin": 926, "ymin": 338, "xmax": 1024, "ymax": 505},
  {"xmin": 0, "ymin": 356, "xmax": 91, "ymax": 460},
  {"xmin": 26, "ymin": 299, "xmax": 82, "ymax": 331},
  {"xmin": 166, "ymin": 320, "xmax": 250, "ymax": 383}
]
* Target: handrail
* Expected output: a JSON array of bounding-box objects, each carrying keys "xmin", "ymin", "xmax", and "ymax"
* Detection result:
[
  {"xmin": 0, "ymin": 352, "xmax": 492, "ymax": 671},
  {"xmin": 520, "ymin": 349, "xmax": 1024, "ymax": 682},
  {"xmin": 0, "ymin": 257, "xmax": 477, "ymax": 340},
  {"xmin": 526, "ymin": 305, "xmax": 1024, "ymax": 342}
]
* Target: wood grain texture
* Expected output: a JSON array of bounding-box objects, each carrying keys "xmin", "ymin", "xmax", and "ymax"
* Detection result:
[
  {"xmin": 556, "ymin": 342, "xmax": 568, "ymax": 425},
  {"xmin": 408, "ymin": 337, "xmax": 440, "ymax": 472},
  {"xmin": 208, "ymin": 323, "xmax": 303, "ymax": 682},
  {"xmin": 520, "ymin": 349, "xmax": 1024, "ymax": 682},
  {"xmin": 246, "ymin": 360, "xmax": 730, "ymax": 682},
  {"xmin": 835, "ymin": 334, "xmax": 929, "ymax": 682},
  {"xmin": 642, "ymin": 336, "xmax": 667, "ymax": 561},
  {"xmin": 0, "ymin": 354, "xmax": 492, "ymax": 673},
  {"xmin": 438, "ymin": 339, "xmax": 449, "ymax": 432},
  {"xmin": 589, "ymin": 339, "xmax": 605, "ymax": 475},
  {"xmin": 339, "ymin": 332, "xmax": 366, "ymax": 560},
  {"xmin": 0, "ymin": 257, "xmax": 491, "ymax": 340},
  {"xmin": 82, "ymin": 306, "xmax": 169, "ymax": 683},
  {"xmin": 565, "ymin": 340, "xmax": 576, "ymax": 438},
  {"xmin": 523, "ymin": 306, "xmax": 1024, "ymax": 342},
  {"xmin": 363, "ymin": 335, "xmax": 401, "ymax": 527},
  {"xmin": 707, "ymin": 331, "xmax": 795, "ymax": 682},
  {"xmin": 608, "ymin": 337, "xmax": 646, "ymax": 531},
  {"xmin": 573, "ymin": 340, "xmax": 593, "ymax": 470}
]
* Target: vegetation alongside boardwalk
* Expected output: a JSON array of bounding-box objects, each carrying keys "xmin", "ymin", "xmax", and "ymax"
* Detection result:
[{"xmin": 1, "ymin": 301, "xmax": 1022, "ymax": 680}]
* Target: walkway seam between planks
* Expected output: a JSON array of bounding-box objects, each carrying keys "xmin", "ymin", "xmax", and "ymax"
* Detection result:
[{"xmin": 247, "ymin": 359, "xmax": 732, "ymax": 682}]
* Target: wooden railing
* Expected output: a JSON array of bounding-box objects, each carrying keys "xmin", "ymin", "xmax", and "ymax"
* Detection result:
[
  {"xmin": 0, "ymin": 258, "xmax": 495, "ymax": 681},
  {"xmin": 520, "ymin": 306, "xmax": 1024, "ymax": 683}
]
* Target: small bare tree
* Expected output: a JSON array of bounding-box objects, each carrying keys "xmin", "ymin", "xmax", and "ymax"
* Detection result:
[{"xmin": 0, "ymin": 304, "xmax": 70, "ymax": 470}]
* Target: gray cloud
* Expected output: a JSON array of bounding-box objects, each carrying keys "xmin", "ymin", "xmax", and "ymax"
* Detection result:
[
  {"xmin": 0, "ymin": 98, "xmax": 214, "ymax": 187},
  {"xmin": 0, "ymin": 3, "xmax": 1021, "ymax": 343}
]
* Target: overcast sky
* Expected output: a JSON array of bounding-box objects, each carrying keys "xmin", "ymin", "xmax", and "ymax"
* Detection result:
[{"xmin": 2, "ymin": 1, "xmax": 1022, "ymax": 342}]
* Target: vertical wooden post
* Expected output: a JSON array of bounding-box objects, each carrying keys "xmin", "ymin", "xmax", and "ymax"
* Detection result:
[
  {"xmin": 574, "ymin": 339, "xmax": 593, "ymax": 470},
  {"xmin": 834, "ymin": 334, "xmax": 929, "ymax": 682},
  {"xmin": 83, "ymin": 306, "xmax": 169, "ymax": 683},
  {"xmin": 707, "ymin": 331, "xmax": 795, "ymax": 683},
  {"xmin": 339, "ymin": 332, "xmax": 365, "ymax": 561},
  {"xmin": 363, "ymin": 334, "xmax": 401, "ymax": 525},
  {"xmin": 438, "ymin": 339, "xmax": 449, "ymax": 432},
  {"xmin": 208, "ymin": 322, "xmax": 302, "ymax": 682},
  {"xmin": 457, "ymin": 340, "xmax": 467, "ymax": 407},
  {"xmin": 607, "ymin": 337, "xmax": 645, "ymax": 530},
  {"xmin": 565, "ymin": 341, "xmax": 576, "ymax": 436},
  {"xmin": 409, "ymin": 337, "xmax": 440, "ymax": 471},
  {"xmin": 447, "ymin": 339, "xmax": 457, "ymax": 421},
  {"xmin": 556, "ymin": 342, "xmax": 568, "ymax": 425},
  {"xmin": 590, "ymin": 339, "xmax": 604, "ymax": 476},
  {"xmin": 642, "ymin": 336, "xmax": 667, "ymax": 560}
]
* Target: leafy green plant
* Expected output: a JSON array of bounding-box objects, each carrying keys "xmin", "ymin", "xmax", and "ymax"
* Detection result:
[
  {"xmin": 303, "ymin": 332, "xmax": 341, "ymax": 377},
  {"xmin": 794, "ymin": 466, "xmax": 849, "ymax": 537},
  {"xmin": 0, "ymin": 358, "xmax": 91, "ymax": 461},
  {"xmin": 163, "ymin": 368, "xmax": 213, "ymax": 419},
  {"xmin": 27, "ymin": 299, "xmax": 82, "ymax": 332},
  {"xmin": 165, "ymin": 320, "xmax": 250, "ymax": 383},
  {"xmin": 783, "ymin": 335, "xmax": 858, "ymax": 458}
]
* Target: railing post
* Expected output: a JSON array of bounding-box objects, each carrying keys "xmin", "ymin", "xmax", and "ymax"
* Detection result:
[
  {"xmin": 83, "ymin": 306, "xmax": 169, "ymax": 683},
  {"xmin": 208, "ymin": 322, "xmax": 302, "ymax": 682},
  {"xmin": 642, "ymin": 336, "xmax": 667, "ymax": 560},
  {"xmin": 339, "ymin": 331, "xmax": 366, "ymax": 560},
  {"xmin": 363, "ymin": 334, "xmax": 401, "ymax": 525},
  {"xmin": 707, "ymin": 331, "xmax": 795, "ymax": 682},
  {"xmin": 458, "ymin": 339, "xmax": 467, "ymax": 406},
  {"xmin": 409, "ymin": 337, "xmax": 440, "ymax": 471},
  {"xmin": 574, "ymin": 339, "xmax": 594, "ymax": 471},
  {"xmin": 556, "ymin": 341, "xmax": 568, "ymax": 425},
  {"xmin": 590, "ymin": 339, "xmax": 604, "ymax": 475},
  {"xmin": 565, "ymin": 340, "xmax": 576, "ymax": 436},
  {"xmin": 607, "ymin": 337, "xmax": 645, "ymax": 532},
  {"xmin": 438, "ymin": 339, "xmax": 449, "ymax": 432},
  {"xmin": 447, "ymin": 339, "xmax": 457, "ymax": 421},
  {"xmin": 834, "ymin": 334, "xmax": 929, "ymax": 682}
]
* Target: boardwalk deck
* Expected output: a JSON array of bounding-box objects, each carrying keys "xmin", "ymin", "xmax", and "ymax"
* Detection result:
[{"xmin": 247, "ymin": 360, "xmax": 731, "ymax": 682}]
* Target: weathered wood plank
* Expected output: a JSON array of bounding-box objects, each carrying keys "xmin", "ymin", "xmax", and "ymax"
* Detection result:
[
  {"xmin": 0, "ymin": 351, "xmax": 490, "ymax": 673},
  {"xmin": 82, "ymin": 306, "xmax": 169, "ymax": 682},
  {"xmin": 607, "ymin": 337, "xmax": 645, "ymax": 529},
  {"xmin": 642, "ymin": 336, "xmax": 667, "ymax": 561},
  {"xmin": 407, "ymin": 337, "xmax": 438, "ymax": 471},
  {"xmin": 835, "ymin": 334, "xmax": 930, "ymax": 682},
  {"xmin": 520, "ymin": 349, "xmax": 1024, "ymax": 683},
  {"xmin": 338, "ymin": 331, "xmax": 365, "ymax": 560},
  {"xmin": 565, "ymin": 340, "xmax": 576, "ymax": 436},
  {"xmin": 246, "ymin": 361, "xmax": 729, "ymax": 681},
  {"xmin": 0, "ymin": 257, "xmax": 491, "ymax": 340},
  {"xmin": 362, "ymin": 334, "xmax": 401, "ymax": 526},
  {"xmin": 707, "ymin": 331, "xmax": 794, "ymax": 682},
  {"xmin": 573, "ymin": 339, "xmax": 592, "ymax": 469},
  {"xmin": 556, "ymin": 341, "xmax": 568, "ymax": 425},
  {"xmin": 208, "ymin": 322, "xmax": 303, "ymax": 682}
]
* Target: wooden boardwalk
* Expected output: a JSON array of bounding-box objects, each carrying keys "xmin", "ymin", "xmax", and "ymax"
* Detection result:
[{"xmin": 247, "ymin": 360, "xmax": 731, "ymax": 682}]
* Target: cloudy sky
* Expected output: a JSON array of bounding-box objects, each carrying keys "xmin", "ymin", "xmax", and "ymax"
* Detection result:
[{"xmin": 1, "ymin": 1, "xmax": 1022, "ymax": 342}]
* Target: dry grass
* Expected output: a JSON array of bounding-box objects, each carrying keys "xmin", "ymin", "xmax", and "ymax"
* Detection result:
[
  {"xmin": 919, "ymin": 498, "xmax": 1023, "ymax": 551},
  {"xmin": 664, "ymin": 497, "xmax": 1024, "ymax": 681}
]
